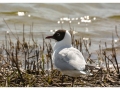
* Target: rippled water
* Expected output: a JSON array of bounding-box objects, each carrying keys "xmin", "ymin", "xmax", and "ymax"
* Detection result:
[{"xmin": 0, "ymin": 3, "xmax": 120, "ymax": 55}]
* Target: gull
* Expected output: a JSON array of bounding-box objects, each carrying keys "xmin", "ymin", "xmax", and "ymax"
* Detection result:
[{"xmin": 46, "ymin": 29, "xmax": 92, "ymax": 86}]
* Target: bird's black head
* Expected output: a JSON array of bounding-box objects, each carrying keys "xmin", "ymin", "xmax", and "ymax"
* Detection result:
[{"xmin": 46, "ymin": 30, "xmax": 66, "ymax": 41}]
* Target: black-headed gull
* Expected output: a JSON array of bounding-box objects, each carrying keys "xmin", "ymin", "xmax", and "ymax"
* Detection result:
[{"xmin": 46, "ymin": 29, "xmax": 92, "ymax": 85}]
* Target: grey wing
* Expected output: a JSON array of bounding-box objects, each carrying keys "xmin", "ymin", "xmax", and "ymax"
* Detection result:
[
  {"xmin": 53, "ymin": 47, "xmax": 86, "ymax": 71},
  {"xmin": 53, "ymin": 50, "xmax": 76, "ymax": 70}
]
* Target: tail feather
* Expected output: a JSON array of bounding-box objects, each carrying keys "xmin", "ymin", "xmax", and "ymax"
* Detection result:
[{"xmin": 80, "ymin": 70, "xmax": 93, "ymax": 76}]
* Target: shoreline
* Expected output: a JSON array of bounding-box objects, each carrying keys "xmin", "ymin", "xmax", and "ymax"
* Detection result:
[{"xmin": 0, "ymin": 28, "xmax": 120, "ymax": 87}]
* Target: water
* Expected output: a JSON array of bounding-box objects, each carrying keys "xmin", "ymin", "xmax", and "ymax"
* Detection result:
[{"xmin": 0, "ymin": 3, "xmax": 120, "ymax": 63}]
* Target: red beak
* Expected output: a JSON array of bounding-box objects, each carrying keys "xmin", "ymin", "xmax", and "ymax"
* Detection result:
[{"xmin": 45, "ymin": 36, "xmax": 54, "ymax": 39}]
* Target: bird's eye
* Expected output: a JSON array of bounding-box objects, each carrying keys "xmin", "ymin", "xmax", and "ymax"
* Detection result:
[{"xmin": 57, "ymin": 33, "xmax": 60, "ymax": 36}]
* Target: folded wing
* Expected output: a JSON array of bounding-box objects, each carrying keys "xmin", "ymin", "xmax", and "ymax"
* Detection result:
[{"xmin": 53, "ymin": 47, "xmax": 86, "ymax": 71}]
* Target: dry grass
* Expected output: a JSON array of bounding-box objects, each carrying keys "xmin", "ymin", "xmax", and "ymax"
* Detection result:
[{"xmin": 0, "ymin": 20, "xmax": 120, "ymax": 87}]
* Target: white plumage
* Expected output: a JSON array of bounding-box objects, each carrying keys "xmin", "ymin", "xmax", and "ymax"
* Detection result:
[
  {"xmin": 53, "ymin": 47, "xmax": 87, "ymax": 77},
  {"xmin": 46, "ymin": 30, "xmax": 91, "ymax": 77}
]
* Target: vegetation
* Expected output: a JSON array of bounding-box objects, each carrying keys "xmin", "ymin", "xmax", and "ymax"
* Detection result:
[{"xmin": 0, "ymin": 20, "xmax": 120, "ymax": 87}]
